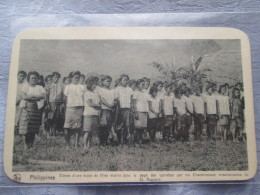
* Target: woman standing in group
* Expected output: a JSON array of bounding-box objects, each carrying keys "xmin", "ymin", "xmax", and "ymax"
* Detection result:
[
  {"xmin": 18, "ymin": 71, "xmax": 46, "ymax": 150},
  {"xmin": 63, "ymin": 71, "xmax": 85, "ymax": 149}
]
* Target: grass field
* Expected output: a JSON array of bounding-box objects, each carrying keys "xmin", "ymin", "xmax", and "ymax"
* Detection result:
[{"xmin": 12, "ymin": 132, "xmax": 248, "ymax": 172}]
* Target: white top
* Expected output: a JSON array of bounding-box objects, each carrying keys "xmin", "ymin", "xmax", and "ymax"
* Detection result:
[
  {"xmin": 157, "ymin": 91, "xmax": 164, "ymax": 100},
  {"xmin": 202, "ymin": 94, "xmax": 217, "ymax": 114},
  {"xmin": 174, "ymin": 97, "xmax": 187, "ymax": 115},
  {"xmin": 97, "ymin": 87, "xmax": 115, "ymax": 110},
  {"xmin": 19, "ymin": 85, "xmax": 46, "ymax": 109},
  {"xmin": 148, "ymin": 95, "xmax": 161, "ymax": 118},
  {"xmin": 133, "ymin": 91, "xmax": 149, "ymax": 112},
  {"xmin": 64, "ymin": 84, "xmax": 85, "ymax": 107},
  {"xmin": 162, "ymin": 94, "xmax": 174, "ymax": 116},
  {"xmin": 17, "ymin": 82, "xmax": 29, "ymax": 102},
  {"xmin": 115, "ymin": 86, "xmax": 133, "ymax": 109},
  {"xmin": 83, "ymin": 90, "xmax": 100, "ymax": 116},
  {"xmin": 190, "ymin": 95, "xmax": 205, "ymax": 114},
  {"xmin": 217, "ymin": 94, "xmax": 230, "ymax": 115},
  {"xmin": 183, "ymin": 96, "xmax": 194, "ymax": 114}
]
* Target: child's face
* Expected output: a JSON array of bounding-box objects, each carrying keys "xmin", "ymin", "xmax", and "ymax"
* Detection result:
[
  {"xmin": 207, "ymin": 87, "xmax": 213, "ymax": 95},
  {"xmin": 158, "ymin": 84, "xmax": 163, "ymax": 91},
  {"xmin": 138, "ymin": 82, "xmax": 145, "ymax": 90},
  {"xmin": 121, "ymin": 77, "xmax": 128, "ymax": 86},
  {"xmin": 234, "ymin": 90, "xmax": 240, "ymax": 98},
  {"xmin": 72, "ymin": 75, "xmax": 80, "ymax": 84},
  {"xmin": 185, "ymin": 90, "xmax": 190, "ymax": 97},
  {"xmin": 53, "ymin": 75, "xmax": 60, "ymax": 83},
  {"xmin": 152, "ymin": 91, "xmax": 158, "ymax": 98},
  {"xmin": 130, "ymin": 84, "xmax": 136, "ymax": 90},
  {"xmin": 80, "ymin": 76, "xmax": 85, "ymax": 84},
  {"xmin": 29, "ymin": 75, "xmax": 38, "ymax": 86},
  {"xmin": 91, "ymin": 84, "xmax": 97, "ymax": 91},
  {"xmin": 103, "ymin": 79, "xmax": 111, "ymax": 88},
  {"xmin": 221, "ymin": 87, "xmax": 226, "ymax": 95},
  {"xmin": 47, "ymin": 77, "xmax": 53, "ymax": 84},
  {"xmin": 196, "ymin": 88, "xmax": 202, "ymax": 95},
  {"xmin": 65, "ymin": 78, "xmax": 71, "ymax": 85},
  {"xmin": 18, "ymin": 73, "xmax": 26, "ymax": 83},
  {"xmin": 144, "ymin": 81, "xmax": 150, "ymax": 89}
]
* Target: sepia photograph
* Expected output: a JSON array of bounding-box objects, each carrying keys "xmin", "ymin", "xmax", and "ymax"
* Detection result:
[{"xmin": 4, "ymin": 28, "xmax": 256, "ymax": 183}]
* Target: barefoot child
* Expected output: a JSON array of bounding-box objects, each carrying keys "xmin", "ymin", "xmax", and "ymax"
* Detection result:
[
  {"xmin": 230, "ymin": 88, "xmax": 244, "ymax": 142},
  {"xmin": 161, "ymin": 83, "xmax": 175, "ymax": 142},
  {"xmin": 203, "ymin": 83, "xmax": 218, "ymax": 140},
  {"xmin": 132, "ymin": 79, "xmax": 149, "ymax": 144},
  {"xmin": 148, "ymin": 86, "xmax": 161, "ymax": 142},
  {"xmin": 83, "ymin": 76, "xmax": 101, "ymax": 150},
  {"xmin": 63, "ymin": 71, "xmax": 85, "ymax": 148},
  {"xmin": 183, "ymin": 87, "xmax": 193, "ymax": 141},
  {"xmin": 190, "ymin": 85, "xmax": 205, "ymax": 140},
  {"xmin": 114, "ymin": 74, "xmax": 133, "ymax": 144},
  {"xmin": 174, "ymin": 88, "xmax": 188, "ymax": 142},
  {"xmin": 217, "ymin": 85, "xmax": 231, "ymax": 141},
  {"xmin": 98, "ymin": 75, "xmax": 116, "ymax": 146}
]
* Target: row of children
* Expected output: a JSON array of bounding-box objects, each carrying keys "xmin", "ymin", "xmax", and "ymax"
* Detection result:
[{"xmin": 15, "ymin": 70, "xmax": 245, "ymax": 151}]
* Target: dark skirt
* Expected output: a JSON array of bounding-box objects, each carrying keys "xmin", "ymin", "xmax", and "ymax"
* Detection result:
[
  {"xmin": 19, "ymin": 102, "xmax": 42, "ymax": 135},
  {"xmin": 83, "ymin": 115, "xmax": 99, "ymax": 133},
  {"xmin": 164, "ymin": 115, "xmax": 173, "ymax": 127}
]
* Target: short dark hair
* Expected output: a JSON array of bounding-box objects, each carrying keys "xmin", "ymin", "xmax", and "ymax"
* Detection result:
[
  {"xmin": 52, "ymin": 72, "xmax": 61, "ymax": 78},
  {"xmin": 153, "ymin": 81, "xmax": 163, "ymax": 88},
  {"xmin": 69, "ymin": 71, "xmax": 81, "ymax": 78},
  {"xmin": 27, "ymin": 71, "xmax": 40, "ymax": 82},
  {"xmin": 80, "ymin": 74, "xmax": 85, "ymax": 78},
  {"xmin": 232, "ymin": 87, "xmax": 240, "ymax": 98},
  {"xmin": 149, "ymin": 86, "xmax": 158, "ymax": 95},
  {"xmin": 119, "ymin": 74, "xmax": 129, "ymax": 81},
  {"xmin": 86, "ymin": 76, "xmax": 99, "ymax": 90},
  {"xmin": 142, "ymin": 77, "xmax": 150, "ymax": 83},
  {"xmin": 101, "ymin": 75, "xmax": 112, "ymax": 82},
  {"xmin": 18, "ymin": 70, "xmax": 27, "ymax": 77}
]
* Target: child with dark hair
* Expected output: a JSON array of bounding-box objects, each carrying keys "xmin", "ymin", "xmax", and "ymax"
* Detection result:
[
  {"xmin": 174, "ymin": 87, "xmax": 188, "ymax": 142},
  {"xmin": 142, "ymin": 77, "xmax": 151, "ymax": 94},
  {"xmin": 46, "ymin": 71, "xmax": 64, "ymax": 136},
  {"xmin": 19, "ymin": 71, "xmax": 46, "ymax": 149},
  {"xmin": 190, "ymin": 85, "xmax": 205, "ymax": 140},
  {"xmin": 162, "ymin": 83, "xmax": 175, "ymax": 142},
  {"xmin": 15, "ymin": 71, "xmax": 28, "ymax": 136},
  {"xmin": 230, "ymin": 88, "xmax": 244, "ymax": 142},
  {"xmin": 132, "ymin": 79, "xmax": 149, "ymax": 144},
  {"xmin": 98, "ymin": 75, "xmax": 116, "ymax": 146},
  {"xmin": 183, "ymin": 87, "xmax": 193, "ymax": 141},
  {"xmin": 217, "ymin": 84, "xmax": 231, "ymax": 141},
  {"xmin": 83, "ymin": 76, "xmax": 101, "ymax": 150},
  {"xmin": 114, "ymin": 74, "xmax": 133, "ymax": 144},
  {"xmin": 148, "ymin": 86, "xmax": 160, "ymax": 142},
  {"xmin": 63, "ymin": 71, "xmax": 85, "ymax": 148},
  {"xmin": 203, "ymin": 83, "xmax": 218, "ymax": 140},
  {"xmin": 80, "ymin": 74, "xmax": 86, "ymax": 85}
]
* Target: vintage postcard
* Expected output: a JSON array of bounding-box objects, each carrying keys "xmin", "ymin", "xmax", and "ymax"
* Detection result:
[{"xmin": 4, "ymin": 27, "xmax": 257, "ymax": 183}]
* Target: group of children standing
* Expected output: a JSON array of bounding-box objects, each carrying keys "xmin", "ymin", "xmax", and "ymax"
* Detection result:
[{"xmin": 15, "ymin": 70, "xmax": 246, "ymax": 151}]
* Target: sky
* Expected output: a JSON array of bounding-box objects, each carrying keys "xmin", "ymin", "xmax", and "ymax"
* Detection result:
[{"xmin": 18, "ymin": 39, "xmax": 242, "ymax": 84}]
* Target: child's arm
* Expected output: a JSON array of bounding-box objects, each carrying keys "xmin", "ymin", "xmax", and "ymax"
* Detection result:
[
  {"xmin": 87, "ymin": 99, "xmax": 101, "ymax": 110},
  {"xmin": 132, "ymin": 99, "xmax": 138, "ymax": 119},
  {"xmin": 100, "ymin": 96, "xmax": 114, "ymax": 109},
  {"xmin": 161, "ymin": 99, "xmax": 165, "ymax": 117},
  {"xmin": 148, "ymin": 101, "xmax": 158, "ymax": 116},
  {"xmin": 204, "ymin": 102, "xmax": 207, "ymax": 119}
]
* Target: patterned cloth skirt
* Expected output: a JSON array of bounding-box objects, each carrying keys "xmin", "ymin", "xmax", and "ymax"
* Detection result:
[
  {"xmin": 134, "ymin": 112, "xmax": 148, "ymax": 128},
  {"xmin": 19, "ymin": 102, "xmax": 42, "ymax": 135},
  {"xmin": 219, "ymin": 115, "xmax": 230, "ymax": 126},
  {"xmin": 83, "ymin": 115, "xmax": 99, "ymax": 133},
  {"xmin": 64, "ymin": 107, "xmax": 83, "ymax": 129}
]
